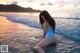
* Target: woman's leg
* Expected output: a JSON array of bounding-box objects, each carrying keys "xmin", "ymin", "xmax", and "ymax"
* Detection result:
[
  {"xmin": 34, "ymin": 38, "xmax": 52, "ymax": 53},
  {"xmin": 50, "ymin": 36, "xmax": 57, "ymax": 45}
]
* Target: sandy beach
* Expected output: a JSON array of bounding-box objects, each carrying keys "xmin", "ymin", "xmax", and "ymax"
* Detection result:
[
  {"xmin": 0, "ymin": 13, "xmax": 80, "ymax": 53},
  {"xmin": 0, "ymin": 16, "xmax": 42, "ymax": 53}
]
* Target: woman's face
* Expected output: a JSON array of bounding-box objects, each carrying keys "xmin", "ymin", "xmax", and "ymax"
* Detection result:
[{"xmin": 41, "ymin": 15, "xmax": 46, "ymax": 21}]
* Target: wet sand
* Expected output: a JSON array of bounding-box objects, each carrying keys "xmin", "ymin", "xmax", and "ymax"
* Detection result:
[
  {"xmin": 0, "ymin": 16, "xmax": 80, "ymax": 53},
  {"xmin": 0, "ymin": 16, "xmax": 42, "ymax": 53}
]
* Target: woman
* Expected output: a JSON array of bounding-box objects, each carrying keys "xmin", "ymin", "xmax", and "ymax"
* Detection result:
[{"xmin": 34, "ymin": 10, "xmax": 57, "ymax": 53}]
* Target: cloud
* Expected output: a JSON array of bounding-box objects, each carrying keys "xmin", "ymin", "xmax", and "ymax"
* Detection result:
[{"xmin": 11, "ymin": 1, "xmax": 18, "ymax": 4}]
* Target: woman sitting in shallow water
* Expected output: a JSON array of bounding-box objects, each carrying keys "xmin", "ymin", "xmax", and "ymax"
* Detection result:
[{"xmin": 34, "ymin": 10, "xmax": 57, "ymax": 53}]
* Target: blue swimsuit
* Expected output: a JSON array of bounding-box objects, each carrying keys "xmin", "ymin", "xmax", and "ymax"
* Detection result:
[{"xmin": 46, "ymin": 28, "xmax": 57, "ymax": 43}]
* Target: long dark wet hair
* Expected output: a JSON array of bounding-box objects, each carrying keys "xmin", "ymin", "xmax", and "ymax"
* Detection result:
[{"xmin": 39, "ymin": 10, "xmax": 56, "ymax": 32}]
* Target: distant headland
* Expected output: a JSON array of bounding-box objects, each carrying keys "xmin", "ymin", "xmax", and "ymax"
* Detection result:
[{"xmin": 0, "ymin": 4, "xmax": 41, "ymax": 12}]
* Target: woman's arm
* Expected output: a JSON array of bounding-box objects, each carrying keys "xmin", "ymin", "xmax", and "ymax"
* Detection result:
[
  {"xmin": 43, "ymin": 27, "xmax": 47, "ymax": 38},
  {"xmin": 43, "ymin": 21, "xmax": 48, "ymax": 38}
]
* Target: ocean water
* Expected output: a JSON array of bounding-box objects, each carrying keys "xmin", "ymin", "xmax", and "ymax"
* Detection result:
[
  {"xmin": 0, "ymin": 12, "xmax": 80, "ymax": 53},
  {"xmin": 0, "ymin": 12, "xmax": 80, "ymax": 41}
]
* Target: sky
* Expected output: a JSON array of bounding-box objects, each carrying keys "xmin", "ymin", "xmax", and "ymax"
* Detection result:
[{"xmin": 0, "ymin": 0, "xmax": 80, "ymax": 13}]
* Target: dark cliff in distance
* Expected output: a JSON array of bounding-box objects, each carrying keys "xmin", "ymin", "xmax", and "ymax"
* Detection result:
[{"xmin": 0, "ymin": 4, "xmax": 41, "ymax": 12}]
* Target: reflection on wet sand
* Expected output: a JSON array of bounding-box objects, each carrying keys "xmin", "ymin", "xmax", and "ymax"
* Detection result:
[
  {"xmin": 0, "ymin": 16, "xmax": 18, "ymax": 41},
  {"xmin": 0, "ymin": 16, "xmax": 42, "ymax": 53}
]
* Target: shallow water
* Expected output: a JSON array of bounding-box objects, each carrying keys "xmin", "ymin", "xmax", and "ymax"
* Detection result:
[
  {"xmin": 0, "ymin": 12, "xmax": 80, "ymax": 41},
  {"xmin": 0, "ymin": 12, "xmax": 80, "ymax": 53},
  {"xmin": 0, "ymin": 16, "xmax": 42, "ymax": 53}
]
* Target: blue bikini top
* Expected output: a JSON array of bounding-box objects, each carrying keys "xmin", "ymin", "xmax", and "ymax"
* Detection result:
[{"xmin": 46, "ymin": 28, "xmax": 54, "ymax": 35}]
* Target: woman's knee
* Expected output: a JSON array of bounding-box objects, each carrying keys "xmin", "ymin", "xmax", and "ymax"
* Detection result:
[
  {"xmin": 34, "ymin": 45, "xmax": 45, "ymax": 53},
  {"xmin": 34, "ymin": 45, "xmax": 41, "ymax": 49}
]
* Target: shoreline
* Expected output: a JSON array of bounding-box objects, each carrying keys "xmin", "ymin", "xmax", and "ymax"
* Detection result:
[
  {"xmin": 0, "ymin": 12, "xmax": 40, "ymax": 14},
  {"xmin": 0, "ymin": 16, "xmax": 42, "ymax": 53},
  {"xmin": 0, "ymin": 15, "xmax": 80, "ymax": 53}
]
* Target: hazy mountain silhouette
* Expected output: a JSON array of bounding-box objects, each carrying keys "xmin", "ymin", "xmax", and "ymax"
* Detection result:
[{"xmin": 0, "ymin": 4, "xmax": 41, "ymax": 12}]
